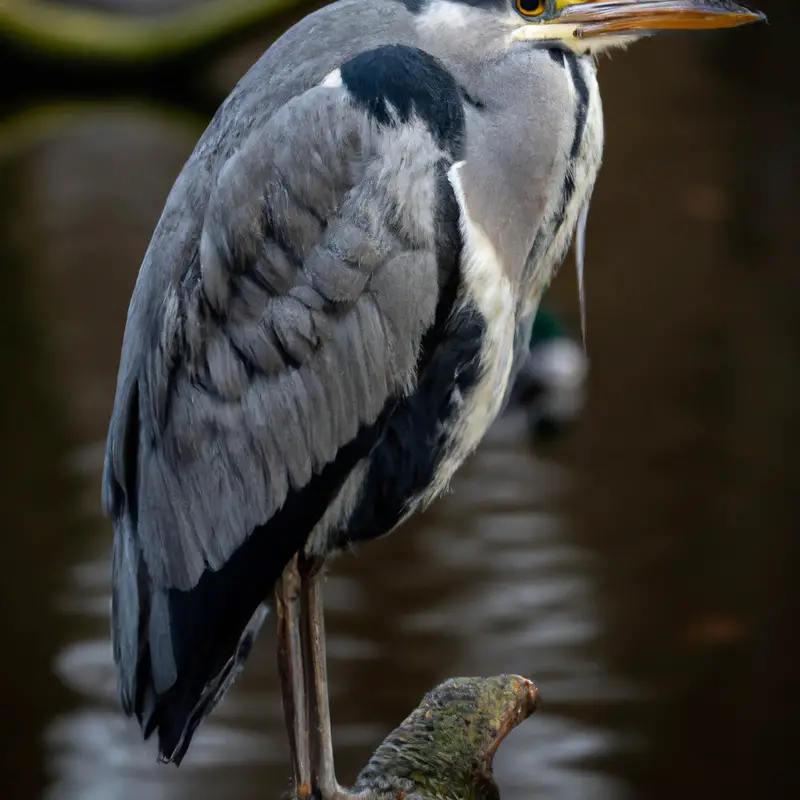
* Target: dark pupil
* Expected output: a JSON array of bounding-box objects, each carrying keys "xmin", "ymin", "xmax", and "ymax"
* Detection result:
[{"xmin": 519, "ymin": 0, "xmax": 543, "ymax": 12}]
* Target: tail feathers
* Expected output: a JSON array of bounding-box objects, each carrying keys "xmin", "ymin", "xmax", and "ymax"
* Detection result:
[
  {"xmin": 110, "ymin": 516, "xmax": 148, "ymax": 716},
  {"xmin": 114, "ymin": 583, "xmax": 270, "ymax": 765},
  {"xmin": 106, "ymin": 368, "xmax": 295, "ymax": 763},
  {"xmin": 111, "ymin": 508, "xmax": 279, "ymax": 764},
  {"xmin": 145, "ymin": 603, "xmax": 269, "ymax": 764},
  {"xmin": 108, "ymin": 375, "xmax": 324, "ymax": 765}
]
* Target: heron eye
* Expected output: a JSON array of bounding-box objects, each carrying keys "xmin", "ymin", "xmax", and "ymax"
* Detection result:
[{"xmin": 516, "ymin": 0, "xmax": 546, "ymax": 17}]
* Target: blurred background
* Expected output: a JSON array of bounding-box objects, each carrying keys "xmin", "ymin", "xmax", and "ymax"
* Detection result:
[{"xmin": 1, "ymin": 1, "xmax": 798, "ymax": 798}]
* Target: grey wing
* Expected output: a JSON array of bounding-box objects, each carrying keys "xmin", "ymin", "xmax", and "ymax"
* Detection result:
[{"xmin": 103, "ymin": 78, "xmax": 452, "ymax": 761}]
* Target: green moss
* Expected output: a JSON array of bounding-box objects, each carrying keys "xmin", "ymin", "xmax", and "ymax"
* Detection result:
[{"xmin": 352, "ymin": 675, "xmax": 539, "ymax": 800}]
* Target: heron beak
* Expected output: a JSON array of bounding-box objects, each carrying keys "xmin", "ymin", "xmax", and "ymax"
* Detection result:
[{"xmin": 553, "ymin": 0, "xmax": 766, "ymax": 39}]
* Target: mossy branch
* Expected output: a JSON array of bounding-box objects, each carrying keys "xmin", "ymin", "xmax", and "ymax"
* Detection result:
[
  {"xmin": 1, "ymin": 0, "xmax": 305, "ymax": 62},
  {"xmin": 292, "ymin": 675, "xmax": 540, "ymax": 800}
]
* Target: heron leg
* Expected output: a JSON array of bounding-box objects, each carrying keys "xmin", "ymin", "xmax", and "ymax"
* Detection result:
[
  {"xmin": 300, "ymin": 558, "xmax": 365, "ymax": 800},
  {"xmin": 275, "ymin": 555, "xmax": 312, "ymax": 796}
]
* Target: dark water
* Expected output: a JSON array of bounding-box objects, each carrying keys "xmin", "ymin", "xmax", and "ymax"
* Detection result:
[{"xmin": 1, "ymin": 5, "xmax": 798, "ymax": 799}]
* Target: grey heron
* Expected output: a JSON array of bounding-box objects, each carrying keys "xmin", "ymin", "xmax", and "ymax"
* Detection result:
[{"xmin": 102, "ymin": 1, "xmax": 765, "ymax": 797}]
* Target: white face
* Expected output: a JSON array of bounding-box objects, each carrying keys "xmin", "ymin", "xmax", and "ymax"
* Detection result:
[
  {"xmin": 413, "ymin": 0, "xmax": 639, "ymax": 58},
  {"xmin": 508, "ymin": 0, "xmax": 643, "ymax": 54}
]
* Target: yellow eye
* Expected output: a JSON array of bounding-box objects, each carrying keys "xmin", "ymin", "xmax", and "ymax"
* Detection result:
[{"xmin": 516, "ymin": 0, "xmax": 546, "ymax": 17}]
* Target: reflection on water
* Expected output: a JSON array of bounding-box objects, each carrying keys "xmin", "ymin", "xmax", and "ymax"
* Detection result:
[{"xmin": 2, "ymin": 9, "xmax": 799, "ymax": 800}]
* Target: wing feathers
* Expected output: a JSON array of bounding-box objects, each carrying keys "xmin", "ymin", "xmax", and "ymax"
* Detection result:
[
  {"xmin": 104, "ymin": 41, "xmax": 467, "ymax": 762},
  {"xmin": 110, "ymin": 91, "xmax": 446, "ymax": 593}
]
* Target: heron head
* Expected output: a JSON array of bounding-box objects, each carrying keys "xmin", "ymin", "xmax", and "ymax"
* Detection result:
[{"xmin": 510, "ymin": 0, "xmax": 766, "ymax": 52}]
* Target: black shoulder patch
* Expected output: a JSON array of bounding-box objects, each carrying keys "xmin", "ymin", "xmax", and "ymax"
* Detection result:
[{"xmin": 340, "ymin": 44, "xmax": 465, "ymax": 158}]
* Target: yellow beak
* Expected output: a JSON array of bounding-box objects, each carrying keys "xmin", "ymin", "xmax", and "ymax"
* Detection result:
[{"xmin": 554, "ymin": 0, "xmax": 766, "ymax": 39}]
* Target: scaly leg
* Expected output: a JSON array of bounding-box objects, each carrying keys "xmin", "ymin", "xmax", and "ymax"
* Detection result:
[
  {"xmin": 275, "ymin": 556, "xmax": 312, "ymax": 797},
  {"xmin": 300, "ymin": 558, "xmax": 366, "ymax": 800}
]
